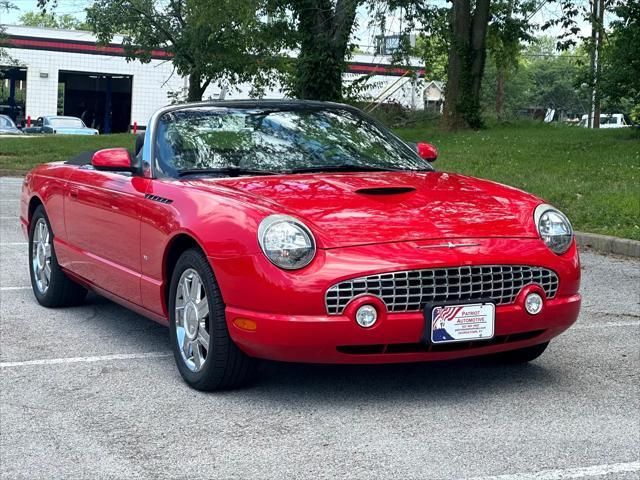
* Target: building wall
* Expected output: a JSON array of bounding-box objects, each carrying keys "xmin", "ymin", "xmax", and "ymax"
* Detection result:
[{"xmin": 2, "ymin": 25, "xmax": 426, "ymax": 127}]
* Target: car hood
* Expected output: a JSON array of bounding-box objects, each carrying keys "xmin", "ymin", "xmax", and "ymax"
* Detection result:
[{"xmin": 192, "ymin": 171, "xmax": 542, "ymax": 248}]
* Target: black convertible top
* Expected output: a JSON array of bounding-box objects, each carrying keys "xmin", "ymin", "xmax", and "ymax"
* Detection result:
[
  {"xmin": 64, "ymin": 133, "xmax": 144, "ymax": 166},
  {"xmin": 66, "ymin": 150, "xmax": 95, "ymax": 166}
]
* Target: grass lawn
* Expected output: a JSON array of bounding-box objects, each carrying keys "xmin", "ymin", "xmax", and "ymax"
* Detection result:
[
  {"xmin": 1, "ymin": 123, "xmax": 638, "ymax": 240},
  {"xmin": 0, "ymin": 134, "xmax": 136, "ymax": 175}
]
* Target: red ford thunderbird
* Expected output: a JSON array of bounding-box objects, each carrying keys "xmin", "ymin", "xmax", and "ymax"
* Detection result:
[{"xmin": 21, "ymin": 101, "xmax": 581, "ymax": 390}]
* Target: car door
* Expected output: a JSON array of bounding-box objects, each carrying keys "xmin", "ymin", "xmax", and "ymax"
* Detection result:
[{"xmin": 64, "ymin": 167, "xmax": 150, "ymax": 305}]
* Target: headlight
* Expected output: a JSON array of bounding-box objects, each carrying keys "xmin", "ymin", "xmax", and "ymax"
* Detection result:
[
  {"xmin": 258, "ymin": 215, "xmax": 316, "ymax": 270},
  {"xmin": 534, "ymin": 204, "xmax": 573, "ymax": 254}
]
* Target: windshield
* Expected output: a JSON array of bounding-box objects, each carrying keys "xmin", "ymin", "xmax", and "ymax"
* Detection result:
[
  {"xmin": 0, "ymin": 116, "xmax": 15, "ymax": 128},
  {"xmin": 49, "ymin": 117, "xmax": 84, "ymax": 128},
  {"xmin": 155, "ymin": 106, "xmax": 431, "ymax": 177}
]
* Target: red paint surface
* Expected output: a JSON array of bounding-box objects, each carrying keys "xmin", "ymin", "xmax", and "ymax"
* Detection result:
[
  {"xmin": 21, "ymin": 162, "xmax": 581, "ymax": 363},
  {"xmin": 417, "ymin": 142, "xmax": 438, "ymax": 161},
  {"xmin": 91, "ymin": 148, "xmax": 132, "ymax": 170}
]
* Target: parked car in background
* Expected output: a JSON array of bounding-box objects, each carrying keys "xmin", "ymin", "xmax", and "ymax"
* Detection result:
[
  {"xmin": 22, "ymin": 116, "xmax": 99, "ymax": 135},
  {"xmin": 578, "ymin": 113, "xmax": 632, "ymax": 128},
  {"xmin": 21, "ymin": 100, "xmax": 581, "ymax": 391},
  {"xmin": 0, "ymin": 105, "xmax": 24, "ymax": 126},
  {"xmin": 0, "ymin": 114, "xmax": 23, "ymax": 135}
]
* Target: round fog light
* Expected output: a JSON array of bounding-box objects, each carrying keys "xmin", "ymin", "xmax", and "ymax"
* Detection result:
[
  {"xmin": 525, "ymin": 293, "xmax": 543, "ymax": 315},
  {"xmin": 355, "ymin": 304, "xmax": 378, "ymax": 328}
]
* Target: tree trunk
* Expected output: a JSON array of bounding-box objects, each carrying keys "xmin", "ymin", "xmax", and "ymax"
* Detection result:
[
  {"xmin": 187, "ymin": 71, "xmax": 210, "ymax": 102},
  {"xmin": 293, "ymin": 0, "xmax": 358, "ymax": 101},
  {"xmin": 442, "ymin": 0, "xmax": 471, "ymax": 131},
  {"xmin": 442, "ymin": 0, "xmax": 491, "ymax": 130},
  {"xmin": 496, "ymin": 66, "xmax": 505, "ymax": 120}
]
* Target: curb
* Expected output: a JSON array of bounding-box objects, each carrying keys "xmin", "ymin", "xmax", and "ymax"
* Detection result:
[{"xmin": 576, "ymin": 231, "xmax": 640, "ymax": 258}]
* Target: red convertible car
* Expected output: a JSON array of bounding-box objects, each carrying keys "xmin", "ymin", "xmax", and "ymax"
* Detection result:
[{"xmin": 21, "ymin": 100, "xmax": 581, "ymax": 390}]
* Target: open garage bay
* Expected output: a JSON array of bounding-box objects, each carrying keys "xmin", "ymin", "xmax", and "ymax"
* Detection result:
[{"xmin": 0, "ymin": 177, "xmax": 638, "ymax": 480}]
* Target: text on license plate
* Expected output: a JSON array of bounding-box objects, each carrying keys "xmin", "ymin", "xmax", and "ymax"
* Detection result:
[{"xmin": 430, "ymin": 303, "xmax": 495, "ymax": 344}]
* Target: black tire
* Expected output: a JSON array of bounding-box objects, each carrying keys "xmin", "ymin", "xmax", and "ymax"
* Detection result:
[
  {"xmin": 168, "ymin": 248, "xmax": 257, "ymax": 391},
  {"xmin": 28, "ymin": 205, "xmax": 87, "ymax": 307},
  {"xmin": 485, "ymin": 341, "xmax": 549, "ymax": 364}
]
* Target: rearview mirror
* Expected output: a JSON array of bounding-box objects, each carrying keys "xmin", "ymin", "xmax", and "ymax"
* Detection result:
[
  {"xmin": 416, "ymin": 142, "xmax": 438, "ymax": 162},
  {"xmin": 92, "ymin": 148, "xmax": 136, "ymax": 172}
]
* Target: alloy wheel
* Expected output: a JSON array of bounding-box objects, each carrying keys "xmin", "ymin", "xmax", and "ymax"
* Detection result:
[
  {"xmin": 175, "ymin": 268, "xmax": 210, "ymax": 372},
  {"xmin": 31, "ymin": 218, "xmax": 52, "ymax": 294}
]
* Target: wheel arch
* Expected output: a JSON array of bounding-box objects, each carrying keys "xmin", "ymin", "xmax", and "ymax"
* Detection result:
[
  {"xmin": 162, "ymin": 232, "xmax": 209, "ymax": 309},
  {"xmin": 27, "ymin": 194, "xmax": 44, "ymax": 226}
]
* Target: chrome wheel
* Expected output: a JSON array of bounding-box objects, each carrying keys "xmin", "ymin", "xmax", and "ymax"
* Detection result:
[
  {"xmin": 175, "ymin": 268, "xmax": 210, "ymax": 372},
  {"xmin": 31, "ymin": 218, "xmax": 52, "ymax": 294}
]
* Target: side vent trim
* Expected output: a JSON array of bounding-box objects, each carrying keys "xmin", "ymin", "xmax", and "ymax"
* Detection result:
[{"xmin": 144, "ymin": 194, "xmax": 173, "ymax": 204}]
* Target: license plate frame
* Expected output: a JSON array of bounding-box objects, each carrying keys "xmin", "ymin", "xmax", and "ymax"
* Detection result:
[{"xmin": 422, "ymin": 300, "xmax": 496, "ymax": 345}]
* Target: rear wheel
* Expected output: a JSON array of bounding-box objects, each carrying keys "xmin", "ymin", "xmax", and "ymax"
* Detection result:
[
  {"xmin": 28, "ymin": 205, "xmax": 87, "ymax": 307},
  {"xmin": 485, "ymin": 341, "xmax": 549, "ymax": 364},
  {"xmin": 168, "ymin": 248, "xmax": 257, "ymax": 391}
]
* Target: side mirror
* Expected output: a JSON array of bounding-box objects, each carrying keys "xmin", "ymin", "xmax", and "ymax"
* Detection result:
[
  {"xmin": 92, "ymin": 148, "xmax": 136, "ymax": 172},
  {"xmin": 416, "ymin": 142, "xmax": 438, "ymax": 162}
]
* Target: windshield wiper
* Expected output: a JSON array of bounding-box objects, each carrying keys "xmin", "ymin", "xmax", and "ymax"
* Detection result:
[
  {"xmin": 177, "ymin": 167, "xmax": 278, "ymax": 177},
  {"xmin": 288, "ymin": 164, "xmax": 425, "ymax": 174}
]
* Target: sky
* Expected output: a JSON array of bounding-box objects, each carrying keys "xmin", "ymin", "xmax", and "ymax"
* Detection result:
[{"xmin": 1, "ymin": 0, "xmax": 613, "ymax": 50}]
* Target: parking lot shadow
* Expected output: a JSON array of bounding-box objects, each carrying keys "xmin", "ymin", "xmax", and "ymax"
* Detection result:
[
  {"xmin": 78, "ymin": 294, "xmax": 564, "ymax": 402},
  {"xmin": 247, "ymin": 359, "xmax": 562, "ymax": 404}
]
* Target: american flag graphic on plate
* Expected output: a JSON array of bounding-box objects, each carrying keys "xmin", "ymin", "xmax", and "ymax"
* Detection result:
[{"xmin": 430, "ymin": 303, "xmax": 495, "ymax": 344}]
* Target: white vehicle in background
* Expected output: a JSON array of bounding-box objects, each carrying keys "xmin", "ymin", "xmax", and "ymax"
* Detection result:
[{"xmin": 579, "ymin": 113, "xmax": 632, "ymax": 128}]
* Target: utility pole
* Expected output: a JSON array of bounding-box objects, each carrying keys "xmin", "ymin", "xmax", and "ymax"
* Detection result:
[{"xmin": 589, "ymin": 0, "xmax": 605, "ymax": 129}]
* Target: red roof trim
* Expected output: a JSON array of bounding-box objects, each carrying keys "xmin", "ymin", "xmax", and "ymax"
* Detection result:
[
  {"xmin": 3, "ymin": 35, "xmax": 424, "ymax": 76},
  {"xmin": 3, "ymin": 35, "xmax": 171, "ymax": 60}
]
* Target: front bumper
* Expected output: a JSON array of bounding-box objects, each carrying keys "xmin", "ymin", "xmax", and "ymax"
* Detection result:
[
  {"xmin": 213, "ymin": 237, "xmax": 581, "ymax": 364},
  {"xmin": 227, "ymin": 292, "xmax": 580, "ymax": 363}
]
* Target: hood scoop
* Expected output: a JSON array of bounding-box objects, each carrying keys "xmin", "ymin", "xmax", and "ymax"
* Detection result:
[{"xmin": 355, "ymin": 186, "xmax": 416, "ymax": 195}]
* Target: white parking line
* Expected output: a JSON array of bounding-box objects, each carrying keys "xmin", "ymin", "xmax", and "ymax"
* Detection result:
[
  {"xmin": 573, "ymin": 320, "xmax": 639, "ymax": 329},
  {"xmin": 0, "ymin": 351, "xmax": 172, "ymax": 368},
  {"xmin": 464, "ymin": 461, "xmax": 640, "ymax": 480},
  {"xmin": 0, "ymin": 216, "xmax": 19, "ymax": 220},
  {"xmin": 0, "ymin": 242, "xmax": 27, "ymax": 246},
  {"xmin": 0, "ymin": 286, "xmax": 31, "ymax": 291}
]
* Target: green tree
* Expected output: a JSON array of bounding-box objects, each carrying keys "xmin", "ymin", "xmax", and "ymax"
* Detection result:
[
  {"xmin": 414, "ymin": 6, "xmax": 450, "ymax": 82},
  {"xmin": 601, "ymin": 0, "xmax": 640, "ymax": 119},
  {"xmin": 440, "ymin": 0, "xmax": 492, "ymax": 130},
  {"xmin": 286, "ymin": 0, "xmax": 362, "ymax": 101},
  {"xmin": 20, "ymin": 11, "xmax": 89, "ymax": 29},
  {"xmin": 1, "ymin": 1, "xmax": 18, "ymax": 64},
  {"xmin": 486, "ymin": 0, "xmax": 535, "ymax": 120},
  {"xmin": 526, "ymin": 39, "xmax": 589, "ymax": 115},
  {"xmin": 482, "ymin": 37, "xmax": 590, "ymax": 119},
  {"xmin": 86, "ymin": 0, "xmax": 291, "ymax": 102},
  {"xmin": 396, "ymin": 0, "xmax": 591, "ymax": 130}
]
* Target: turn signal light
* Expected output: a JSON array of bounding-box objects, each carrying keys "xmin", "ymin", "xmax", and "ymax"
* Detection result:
[{"xmin": 233, "ymin": 318, "xmax": 257, "ymax": 331}]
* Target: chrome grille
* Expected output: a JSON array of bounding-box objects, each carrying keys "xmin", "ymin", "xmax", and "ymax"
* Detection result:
[{"xmin": 325, "ymin": 265, "xmax": 559, "ymax": 315}]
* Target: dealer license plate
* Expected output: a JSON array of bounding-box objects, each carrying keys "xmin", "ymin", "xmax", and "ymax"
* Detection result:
[{"xmin": 429, "ymin": 303, "xmax": 495, "ymax": 344}]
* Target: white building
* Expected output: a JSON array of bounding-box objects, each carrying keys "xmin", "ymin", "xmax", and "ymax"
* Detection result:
[{"xmin": 1, "ymin": 25, "xmax": 426, "ymax": 133}]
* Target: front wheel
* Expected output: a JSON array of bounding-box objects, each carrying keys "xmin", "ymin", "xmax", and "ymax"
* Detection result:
[
  {"xmin": 485, "ymin": 341, "xmax": 549, "ymax": 364},
  {"xmin": 168, "ymin": 248, "xmax": 257, "ymax": 391}
]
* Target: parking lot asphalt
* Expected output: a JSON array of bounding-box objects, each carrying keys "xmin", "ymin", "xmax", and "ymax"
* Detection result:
[{"xmin": 0, "ymin": 176, "xmax": 639, "ymax": 480}]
